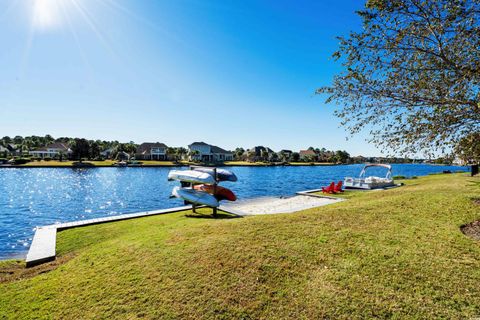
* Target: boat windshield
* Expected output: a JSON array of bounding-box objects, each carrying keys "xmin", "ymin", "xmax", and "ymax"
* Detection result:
[{"xmin": 359, "ymin": 164, "xmax": 392, "ymax": 179}]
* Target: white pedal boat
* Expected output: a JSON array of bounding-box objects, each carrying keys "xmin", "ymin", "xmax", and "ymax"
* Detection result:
[{"xmin": 344, "ymin": 164, "xmax": 395, "ymax": 189}]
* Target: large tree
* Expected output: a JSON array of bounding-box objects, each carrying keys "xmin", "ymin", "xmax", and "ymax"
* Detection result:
[{"xmin": 318, "ymin": 0, "xmax": 480, "ymax": 156}]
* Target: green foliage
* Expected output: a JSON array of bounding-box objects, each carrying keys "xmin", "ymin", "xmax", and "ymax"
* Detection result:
[
  {"xmin": 319, "ymin": 0, "xmax": 480, "ymax": 156},
  {"xmin": 455, "ymin": 132, "xmax": 480, "ymax": 164},
  {"xmin": 13, "ymin": 158, "xmax": 30, "ymax": 165}
]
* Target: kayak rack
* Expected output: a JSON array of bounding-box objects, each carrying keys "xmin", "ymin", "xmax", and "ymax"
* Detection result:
[{"xmin": 187, "ymin": 165, "xmax": 218, "ymax": 217}]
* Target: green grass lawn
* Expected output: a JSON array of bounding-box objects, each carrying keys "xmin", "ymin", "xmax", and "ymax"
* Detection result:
[
  {"xmin": 288, "ymin": 162, "xmax": 334, "ymax": 166},
  {"xmin": 1, "ymin": 174, "xmax": 479, "ymax": 319},
  {"xmin": 19, "ymin": 160, "xmax": 181, "ymax": 167},
  {"xmin": 223, "ymin": 161, "xmax": 273, "ymax": 166}
]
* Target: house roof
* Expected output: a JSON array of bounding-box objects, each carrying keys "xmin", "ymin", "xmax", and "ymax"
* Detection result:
[
  {"xmin": 189, "ymin": 142, "xmax": 232, "ymax": 154},
  {"xmin": 211, "ymin": 145, "xmax": 232, "ymax": 154},
  {"xmin": 299, "ymin": 149, "xmax": 316, "ymax": 156},
  {"xmin": 136, "ymin": 142, "xmax": 168, "ymax": 155},
  {"xmin": 188, "ymin": 142, "xmax": 210, "ymax": 147},
  {"xmin": 249, "ymin": 146, "xmax": 274, "ymax": 155},
  {"xmin": 0, "ymin": 146, "xmax": 8, "ymax": 152},
  {"xmin": 33, "ymin": 142, "xmax": 70, "ymax": 152}
]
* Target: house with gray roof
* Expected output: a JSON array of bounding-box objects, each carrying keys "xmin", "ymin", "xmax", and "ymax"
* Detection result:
[
  {"xmin": 135, "ymin": 142, "xmax": 168, "ymax": 160},
  {"xmin": 29, "ymin": 142, "xmax": 72, "ymax": 159},
  {"xmin": 188, "ymin": 142, "xmax": 233, "ymax": 162}
]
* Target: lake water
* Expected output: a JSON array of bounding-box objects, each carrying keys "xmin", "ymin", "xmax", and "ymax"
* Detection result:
[{"xmin": 0, "ymin": 164, "xmax": 467, "ymax": 259}]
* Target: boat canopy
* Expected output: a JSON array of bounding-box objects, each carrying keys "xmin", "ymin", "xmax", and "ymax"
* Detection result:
[{"xmin": 359, "ymin": 163, "xmax": 392, "ymax": 179}]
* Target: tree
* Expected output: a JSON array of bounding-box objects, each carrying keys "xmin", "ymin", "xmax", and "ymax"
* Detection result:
[
  {"xmin": 291, "ymin": 152, "xmax": 300, "ymax": 162},
  {"xmin": 455, "ymin": 132, "xmax": 480, "ymax": 164},
  {"xmin": 234, "ymin": 148, "xmax": 245, "ymax": 161},
  {"xmin": 71, "ymin": 138, "xmax": 91, "ymax": 161},
  {"xmin": 89, "ymin": 141, "xmax": 101, "ymax": 160},
  {"xmin": 318, "ymin": 0, "xmax": 480, "ymax": 156}
]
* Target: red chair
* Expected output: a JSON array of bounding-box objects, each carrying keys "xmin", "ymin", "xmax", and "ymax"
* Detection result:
[
  {"xmin": 334, "ymin": 181, "xmax": 344, "ymax": 193},
  {"xmin": 322, "ymin": 182, "xmax": 336, "ymax": 194}
]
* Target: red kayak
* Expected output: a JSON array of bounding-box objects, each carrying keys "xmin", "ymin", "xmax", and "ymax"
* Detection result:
[{"xmin": 193, "ymin": 184, "xmax": 237, "ymax": 202}]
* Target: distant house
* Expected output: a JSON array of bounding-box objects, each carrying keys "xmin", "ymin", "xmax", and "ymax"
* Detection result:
[
  {"xmin": 135, "ymin": 142, "xmax": 168, "ymax": 160},
  {"xmin": 299, "ymin": 149, "xmax": 317, "ymax": 161},
  {"xmin": 276, "ymin": 149, "xmax": 292, "ymax": 162},
  {"xmin": 247, "ymin": 146, "xmax": 275, "ymax": 162},
  {"xmin": 29, "ymin": 142, "xmax": 72, "ymax": 159},
  {"xmin": 0, "ymin": 145, "xmax": 10, "ymax": 157},
  {"xmin": 100, "ymin": 148, "xmax": 115, "ymax": 159},
  {"xmin": 6, "ymin": 144, "xmax": 22, "ymax": 156},
  {"xmin": 188, "ymin": 142, "xmax": 233, "ymax": 162}
]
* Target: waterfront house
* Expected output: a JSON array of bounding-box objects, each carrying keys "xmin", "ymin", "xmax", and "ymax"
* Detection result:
[
  {"xmin": 299, "ymin": 149, "xmax": 317, "ymax": 161},
  {"xmin": 277, "ymin": 149, "xmax": 293, "ymax": 161},
  {"xmin": 0, "ymin": 145, "xmax": 10, "ymax": 158},
  {"xmin": 100, "ymin": 148, "xmax": 114, "ymax": 159},
  {"xmin": 188, "ymin": 142, "xmax": 233, "ymax": 162},
  {"xmin": 6, "ymin": 144, "xmax": 22, "ymax": 157},
  {"xmin": 247, "ymin": 146, "xmax": 275, "ymax": 162},
  {"xmin": 135, "ymin": 142, "xmax": 168, "ymax": 160},
  {"xmin": 29, "ymin": 142, "xmax": 72, "ymax": 159}
]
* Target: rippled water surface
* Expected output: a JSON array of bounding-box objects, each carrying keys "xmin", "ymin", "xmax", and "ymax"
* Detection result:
[{"xmin": 0, "ymin": 164, "xmax": 467, "ymax": 259}]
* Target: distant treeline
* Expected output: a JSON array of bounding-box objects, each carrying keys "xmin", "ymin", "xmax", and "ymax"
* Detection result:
[{"xmin": 0, "ymin": 135, "xmax": 445, "ymax": 164}]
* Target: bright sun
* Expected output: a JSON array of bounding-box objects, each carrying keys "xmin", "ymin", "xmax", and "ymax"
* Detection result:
[{"xmin": 32, "ymin": 0, "xmax": 64, "ymax": 30}]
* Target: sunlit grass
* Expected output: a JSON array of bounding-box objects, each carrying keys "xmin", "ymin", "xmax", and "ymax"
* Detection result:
[{"xmin": 1, "ymin": 174, "xmax": 479, "ymax": 318}]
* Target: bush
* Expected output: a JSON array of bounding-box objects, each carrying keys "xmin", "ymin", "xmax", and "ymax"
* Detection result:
[
  {"xmin": 43, "ymin": 157, "xmax": 52, "ymax": 161},
  {"xmin": 13, "ymin": 158, "xmax": 30, "ymax": 165},
  {"xmin": 0, "ymin": 158, "xmax": 6, "ymax": 164},
  {"xmin": 393, "ymin": 175, "xmax": 406, "ymax": 179}
]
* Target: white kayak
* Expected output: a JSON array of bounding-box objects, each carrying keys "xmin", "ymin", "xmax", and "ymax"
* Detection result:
[
  {"xmin": 168, "ymin": 170, "xmax": 215, "ymax": 184},
  {"xmin": 193, "ymin": 167, "xmax": 237, "ymax": 182},
  {"xmin": 172, "ymin": 186, "xmax": 219, "ymax": 207}
]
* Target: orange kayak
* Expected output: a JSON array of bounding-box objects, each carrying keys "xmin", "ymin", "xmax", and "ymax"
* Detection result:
[{"xmin": 193, "ymin": 184, "xmax": 237, "ymax": 202}]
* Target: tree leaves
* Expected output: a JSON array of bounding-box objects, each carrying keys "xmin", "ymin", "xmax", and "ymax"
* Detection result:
[{"xmin": 319, "ymin": 0, "xmax": 480, "ymax": 158}]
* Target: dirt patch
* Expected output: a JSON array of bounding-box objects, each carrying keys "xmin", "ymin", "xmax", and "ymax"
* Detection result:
[
  {"xmin": 461, "ymin": 220, "xmax": 480, "ymax": 241},
  {"xmin": 0, "ymin": 253, "xmax": 74, "ymax": 284},
  {"xmin": 472, "ymin": 198, "xmax": 480, "ymax": 206}
]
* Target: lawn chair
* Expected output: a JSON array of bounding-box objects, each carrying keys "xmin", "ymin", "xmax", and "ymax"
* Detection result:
[
  {"xmin": 321, "ymin": 182, "xmax": 336, "ymax": 194},
  {"xmin": 334, "ymin": 181, "xmax": 344, "ymax": 193}
]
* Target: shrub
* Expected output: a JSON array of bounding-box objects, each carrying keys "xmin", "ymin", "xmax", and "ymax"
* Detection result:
[
  {"xmin": 13, "ymin": 158, "xmax": 30, "ymax": 165},
  {"xmin": 393, "ymin": 175, "xmax": 406, "ymax": 179},
  {"xmin": 0, "ymin": 158, "xmax": 6, "ymax": 164},
  {"xmin": 43, "ymin": 157, "xmax": 52, "ymax": 161}
]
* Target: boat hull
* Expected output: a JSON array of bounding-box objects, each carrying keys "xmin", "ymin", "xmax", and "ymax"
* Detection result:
[
  {"xmin": 168, "ymin": 170, "xmax": 215, "ymax": 184},
  {"xmin": 193, "ymin": 168, "xmax": 237, "ymax": 182},
  {"xmin": 344, "ymin": 177, "xmax": 395, "ymax": 189},
  {"xmin": 172, "ymin": 186, "xmax": 219, "ymax": 207},
  {"xmin": 193, "ymin": 184, "xmax": 237, "ymax": 201}
]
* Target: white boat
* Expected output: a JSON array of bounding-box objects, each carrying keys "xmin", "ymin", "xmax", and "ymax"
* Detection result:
[
  {"xmin": 193, "ymin": 167, "xmax": 238, "ymax": 182},
  {"xmin": 168, "ymin": 170, "xmax": 216, "ymax": 184},
  {"xmin": 172, "ymin": 186, "xmax": 219, "ymax": 207},
  {"xmin": 115, "ymin": 160, "xmax": 128, "ymax": 167},
  {"xmin": 344, "ymin": 164, "xmax": 395, "ymax": 189}
]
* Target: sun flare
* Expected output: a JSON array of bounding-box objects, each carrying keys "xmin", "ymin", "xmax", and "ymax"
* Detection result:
[{"xmin": 32, "ymin": 0, "xmax": 63, "ymax": 30}]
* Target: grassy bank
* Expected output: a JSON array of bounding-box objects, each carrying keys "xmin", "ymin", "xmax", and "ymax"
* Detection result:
[
  {"xmin": 17, "ymin": 160, "xmax": 181, "ymax": 167},
  {"xmin": 1, "ymin": 174, "xmax": 479, "ymax": 318},
  {"xmin": 223, "ymin": 161, "xmax": 335, "ymax": 166}
]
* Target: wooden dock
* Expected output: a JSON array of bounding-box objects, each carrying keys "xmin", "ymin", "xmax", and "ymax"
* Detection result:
[{"xmin": 25, "ymin": 205, "xmax": 194, "ymax": 267}]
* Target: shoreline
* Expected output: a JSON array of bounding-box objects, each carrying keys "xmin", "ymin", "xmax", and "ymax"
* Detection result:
[{"xmin": 0, "ymin": 162, "xmax": 341, "ymax": 169}]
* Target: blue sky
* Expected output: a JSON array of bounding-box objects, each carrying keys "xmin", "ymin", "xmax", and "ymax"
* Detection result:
[{"xmin": 0, "ymin": 0, "xmax": 382, "ymax": 156}]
